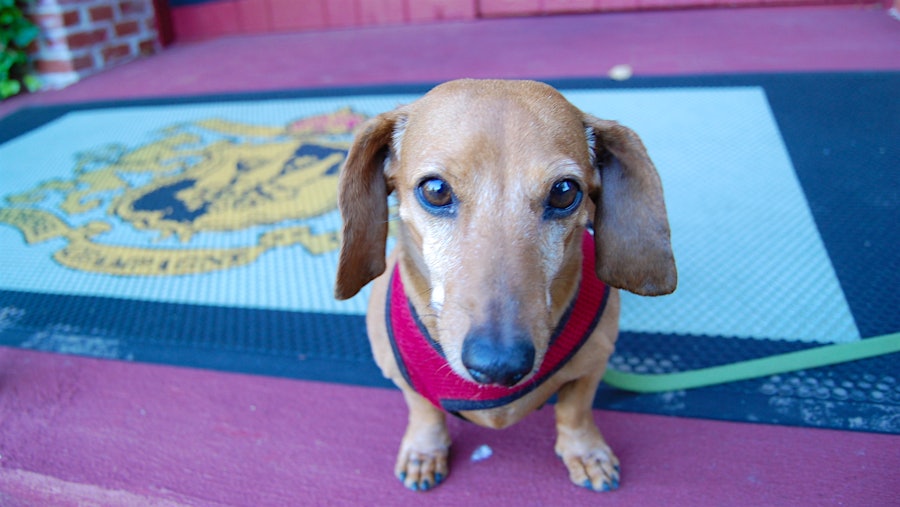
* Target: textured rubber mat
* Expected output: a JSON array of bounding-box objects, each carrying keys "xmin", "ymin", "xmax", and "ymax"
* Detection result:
[{"xmin": 1, "ymin": 73, "xmax": 897, "ymax": 432}]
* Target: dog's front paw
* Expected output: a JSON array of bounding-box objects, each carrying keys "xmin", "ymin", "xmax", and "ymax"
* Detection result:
[
  {"xmin": 395, "ymin": 447, "xmax": 449, "ymax": 491},
  {"xmin": 395, "ymin": 424, "xmax": 451, "ymax": 492},
  {"xmin": 555, "ymin": 435, "xmax": 620, "ymax": 492}
]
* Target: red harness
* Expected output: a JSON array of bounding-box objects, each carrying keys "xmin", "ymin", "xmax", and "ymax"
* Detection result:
[{"xmin": 385, "ymin": 231, "xmax": 610, "ymax": 413}]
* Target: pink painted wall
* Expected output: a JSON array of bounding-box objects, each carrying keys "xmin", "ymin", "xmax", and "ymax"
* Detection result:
[{"xmin": 169, "ymin": 0, "xmax": 880, "ymax": 42}]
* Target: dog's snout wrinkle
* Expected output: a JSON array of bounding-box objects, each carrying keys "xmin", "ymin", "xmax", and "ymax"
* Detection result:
[{"xmin": 461, "ymin": 329, "xmax": 536, "ymax": 387}]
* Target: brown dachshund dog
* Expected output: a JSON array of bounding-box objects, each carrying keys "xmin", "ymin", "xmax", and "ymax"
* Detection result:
[{"xmin": 335, "ymin": 79, "xmax": 676, "ymax": 492}]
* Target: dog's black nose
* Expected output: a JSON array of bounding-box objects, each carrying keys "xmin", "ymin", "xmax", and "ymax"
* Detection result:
[{"xmin": 461, "ymin": 333, "xmax": 535, "ymax": 387}]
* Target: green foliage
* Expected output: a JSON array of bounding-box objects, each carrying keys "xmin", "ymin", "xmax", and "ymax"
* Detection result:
[{"xmin": 1, "ymin": 0, "xmax": 40, "ymax": 100}]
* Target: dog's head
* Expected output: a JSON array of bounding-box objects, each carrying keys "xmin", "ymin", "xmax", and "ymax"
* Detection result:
[{"xmin": 335, "ymin": 79, "xmax": 676, "ymax": 387}]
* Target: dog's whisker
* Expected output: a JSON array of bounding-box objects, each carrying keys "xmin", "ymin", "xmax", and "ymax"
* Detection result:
[{"xmin": 435, "ymin": 362, "xmax": 459, "ymax": 381}]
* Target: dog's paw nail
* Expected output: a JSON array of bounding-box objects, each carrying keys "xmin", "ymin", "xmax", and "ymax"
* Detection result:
[
  {"xmin": 435, "ymin": 473, "xmax": 444, "ymax": 485},
  {"xmin": 597, "ymin": 476, "xmax": 620, "ymax": 492},
  {"xmin": 581, "ymin": 477, "xmax": 619, "ymax": 492},
  {"xmin": 613, "ymin": 464, "xmax": 621, "ymax": 473}
]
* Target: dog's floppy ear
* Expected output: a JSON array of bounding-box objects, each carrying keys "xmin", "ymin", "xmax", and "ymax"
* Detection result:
[
  {"xmin": 334, "ymin": 109, "xmax": 405, "ymax": 300},
  {"xmin": 585, "ymin": 115, "xmax": 677, "ymax": 296}
]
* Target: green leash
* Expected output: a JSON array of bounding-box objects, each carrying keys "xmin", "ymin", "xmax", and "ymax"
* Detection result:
[{"xmin": 602, "ymin": 332, "xmax": 900, "ymax": 393}]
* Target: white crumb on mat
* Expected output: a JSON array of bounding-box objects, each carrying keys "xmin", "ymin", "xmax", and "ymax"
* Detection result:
[
  {"xmin": 470, "ymin": 444, "xmax": 493, "ymax": 462},
  {"xmin": 608, "ymin": 64, "xmax": 633, "ymax": 81}
]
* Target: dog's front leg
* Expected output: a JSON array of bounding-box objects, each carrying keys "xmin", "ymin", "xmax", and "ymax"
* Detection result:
[
  {"xmin": 554, "ymin": 373, "xmax": 621, "ymax": 492},
  {"xmin": 395, "ymin": 386, "xmax": 451, "ymax": 491}
]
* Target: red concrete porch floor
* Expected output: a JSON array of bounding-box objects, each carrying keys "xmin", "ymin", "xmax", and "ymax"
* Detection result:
[
  {"xmin": 1, "ymin": 347, "xmax": 898, "ymax": 506},
  {"xmin": 1, "ymin": 5, "xmax": 899, "ymax": 506},
  {"xmin": 1, "ymin": 4, "xmax": 898, "ymax": 119}
]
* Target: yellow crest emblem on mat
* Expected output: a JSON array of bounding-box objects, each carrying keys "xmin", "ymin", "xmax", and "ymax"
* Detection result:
[{"xmin": 0, "ymin": 109, "xmax": 366, "ymax": 276}]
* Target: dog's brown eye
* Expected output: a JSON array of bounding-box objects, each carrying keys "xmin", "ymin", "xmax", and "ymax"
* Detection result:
[
  {"xmin": 416, "ymin": 177, "xmax": 456, "ymax": 215},
  {"xmin": 545, "ymin": 179, "xmax": 582, "ymax": 218}
]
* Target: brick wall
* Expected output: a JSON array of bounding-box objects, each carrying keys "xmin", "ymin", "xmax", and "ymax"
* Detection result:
[{"xmin": 26, "ymin": 0, "xmax": 160, "ymax": 89}]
